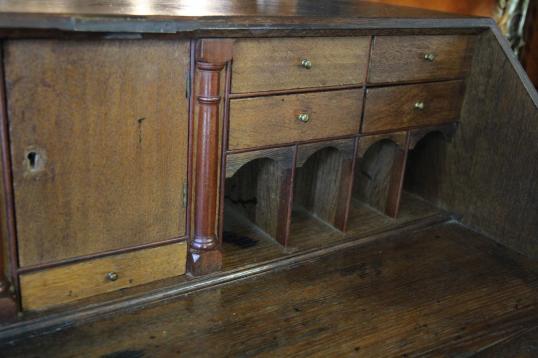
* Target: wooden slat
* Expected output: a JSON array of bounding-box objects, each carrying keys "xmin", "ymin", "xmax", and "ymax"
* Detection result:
[
  {"xmin": 20, "ymin": 242, "xmax": 187, "ymax": 311},
  {"xmin": 5, "ymin": 39, "xmax": 189, "ymax": 266}
]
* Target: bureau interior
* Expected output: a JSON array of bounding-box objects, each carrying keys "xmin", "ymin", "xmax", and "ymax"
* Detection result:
[{"xmin": 221, "ymin": 131, "xmax": 452, "ymax": 259}]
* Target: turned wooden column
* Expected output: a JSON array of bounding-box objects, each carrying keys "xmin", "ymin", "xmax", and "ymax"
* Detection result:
[{"xmin": 188, "ymin": 40, "xmax": 233, "ymax": 276}]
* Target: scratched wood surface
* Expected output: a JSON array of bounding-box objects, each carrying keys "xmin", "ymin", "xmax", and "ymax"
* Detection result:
[
  {"xmin": 1, "ymin": 222, "xmax": 536, "ymax": 357},
  {"xmin": 5, "ymin": 40, "xmax": 189, "ymax": 266}
]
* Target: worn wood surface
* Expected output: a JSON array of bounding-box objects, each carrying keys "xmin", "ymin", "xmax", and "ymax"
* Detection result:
[
  {"xmin": 476, "ymin": 327, "xmax": 538, "ymax": 357},
  {"xmin": 368, "ymin": 35, "xmax": 475, "ymax": 84},
  {"xmin": 411, "ymin": 29, "xmax": 538, "ymax": 258},
  {"xmin": 2, "ymin": 222, "xmax": 536, "ymax": 357},
  {"xmin": 355, "ymin": 140, "xmax": 397, "ymax": 216},
  {"xmin": 224, "ymin": 190, "xmax": 445, "ymax": 269},
  {"xmin": 5, "ymin": 40, "xmax": 189, "ymax": 267},
  {"xmin": 294, "ymin": 139, "xmax": 356, "ymax": 231},
  {"xmin": 355, "ymin": 132, "xmax": 408, "ymax": 216},
  {"xmin": 229, "ymin": 89, "xmax": 362, "ymax": 150},
  {"xmin": 20, "ymin": 242, "xmax": 187, "ymax": 312},
  {"xmin": 362, "ymin": 80, "xmax": 465, "ymax": 133},
  {"xmin": 225, "ymin": 147, "xmax": 294, "ymax": 246},
  {"xmin": 232, "ymin": 37, "xmax": 370, "ymax": 93}
]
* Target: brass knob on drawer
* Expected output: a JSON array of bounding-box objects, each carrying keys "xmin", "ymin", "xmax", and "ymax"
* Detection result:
[
  {"xmin": 424, "ymin": 53, "xmax": 436, "ymax": 62},
  {"xmin": 106, "ymin": 272, "xmax": 119, "ymax": 282},
  {"xmin": 297, "ymin": 113, "xmax": 310, "ymax": 122},
  {"xmin": 301, "ymin": 59, "xmax": 312, "ymax": 69},
  {"xmin": 414, "ymin": 101, "xmax": 425, "ymax": 110}
]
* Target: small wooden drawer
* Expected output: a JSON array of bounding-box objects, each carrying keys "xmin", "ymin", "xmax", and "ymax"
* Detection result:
[
  {"xmin": 232, "ymin": 37, "xmax": 370, "ymax": 93},
  {"xmin": 362, "ymin": 80, "xmax": 465, "ymax": 133},
  {"xmin": 20, "ymin": 242, "xmax": 187, "ymax": 311},
  {"xmin": 368, "ymin": 35, "xmax": 475, "ymax": 84},
  {"xmin": 228, "ymin": 89, "xmax": 362, "ymax": 150}
]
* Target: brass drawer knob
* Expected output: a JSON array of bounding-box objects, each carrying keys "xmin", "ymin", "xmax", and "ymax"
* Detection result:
[
  {"xmin": 301, "ymin": 59, "xmax": 312, "ymax": 69},
  {"xmin": 106, "ymin": 271, "xmax": 119, "ymax": 282},
  {"xmin": 414, "ymin": 101, "xmax": 425, "ymax": 110},
  {"xmin": 424, "ymin": 53, "xmax": 436, "ymax": 62},
  {"xmin": 297, "ymin": 113, "xmax": 310, "ymax": 122}
]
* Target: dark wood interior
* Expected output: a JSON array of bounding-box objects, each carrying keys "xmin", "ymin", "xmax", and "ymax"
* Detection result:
[{"xmin": 0, "ymin": 1, "xmax": 535, "ymax": 355}]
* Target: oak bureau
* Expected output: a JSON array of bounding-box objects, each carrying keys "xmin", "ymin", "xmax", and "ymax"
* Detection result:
[{"xmin": 0, "ymin": 0, "xmax": 535, "ymax": 338}]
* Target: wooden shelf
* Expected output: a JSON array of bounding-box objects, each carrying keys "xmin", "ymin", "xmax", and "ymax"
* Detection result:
[{"xmin": 222, "ymin": 191, "xmax": 447, "ymax": 270}]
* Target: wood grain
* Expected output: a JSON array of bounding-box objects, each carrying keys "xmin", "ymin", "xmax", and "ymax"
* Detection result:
[
  {"xmin": 355, "ymin": 132, "xmax": 408, "ymax": 216},
  {"xmin": 232, "ymin": 37, "xmax": 370, "ymax": 93},
  {"xmin": 295, "ymin": 139, "xmax": 356, "ymax": 230},
  {"xmin": 229, "ymin": 89, "xmax": 362, "ymax": 150},
  {"xmin": 225, "ymin": 147, "xmax": 294, "ymax": 245},
  {"xmin": 4, "ymin": 40, "xmax": 189, "ymax": 267},
  {"xmin": 362, "ymin": 80, "xmax": 465, "ymax": 133},
  {"xmin": 368, "ymin": 35, "xmax": 475, "ymax": 84},
  {"xmin": 20, "ymin": 242, "xmax": 187, "ymax": 311},
  {"xmin": 226, "ymin": 147, "xmax": 294, "ymax": 178},
  {"xmin": 405, "ymin": 29, "xmax": 538, "ymax": 258},
  {"xmin": 3, "ymin": 223, "xmax": 537, "ymax": 357}
]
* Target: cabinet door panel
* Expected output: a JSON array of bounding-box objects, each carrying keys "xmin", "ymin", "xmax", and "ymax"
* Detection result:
[{"xmin": 5, "ymin": 40, "xmax": 189, "ymax": 267}]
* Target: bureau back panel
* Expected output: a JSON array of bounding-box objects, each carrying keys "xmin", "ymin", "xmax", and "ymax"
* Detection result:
[{"xmin": 5, "ymin": 40, "xmax": 189, "ymax": 266}]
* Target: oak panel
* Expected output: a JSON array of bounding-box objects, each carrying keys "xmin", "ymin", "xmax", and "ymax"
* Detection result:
[
  {"xmin": 232, "ymin": 37, "xmax": 370, "ymax": 93},
  {"xmin": 362, "ymin": 80, "xmax": 465, "ymax": 133},
  {"xmin": 20, "ymin": 242, "xmax": 187, "ymax": 311},
  {"xmin": 369, "ymin": 35, "xmax": 475, "ymax": 84},
  {"xmin": 5, "ymin": 40, "xmax": 189, "ymax": 266},
  {"xmin": 229, "ymin": 89, "xmax": 362, "ymax": 150}
]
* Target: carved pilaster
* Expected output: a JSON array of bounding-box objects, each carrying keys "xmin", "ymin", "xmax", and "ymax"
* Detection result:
[{"xmin": 188, "ymin": 40, "xmax": 233, "ymax": 276}]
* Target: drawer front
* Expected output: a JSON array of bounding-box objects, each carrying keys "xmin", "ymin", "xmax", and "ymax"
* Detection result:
[
  {"xmin": 5, "ymin": 40, "xmax": 190, "ymax": 267},
  {"xmin": 20, "ymin": 242, "xmax": 187, "ymax": 311},
  {"xmin": 229, "ymin": 89, "xmax": 363, "ymax": 150},
  {"xmin": 362, "ymin": 81, "xmax": 465, "ymax": 133},
  {"xmin": 232, "ymin": 37, "xmax": 370, "ymax": 93},
  {"xmin": 368, "ymin": 35, "xmax": 474, "ymax": 84}
]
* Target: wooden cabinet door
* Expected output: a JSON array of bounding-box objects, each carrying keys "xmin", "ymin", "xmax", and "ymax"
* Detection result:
[{"xmin": 5, "ymin": 40, "xmax": 190, "ymax": 267}]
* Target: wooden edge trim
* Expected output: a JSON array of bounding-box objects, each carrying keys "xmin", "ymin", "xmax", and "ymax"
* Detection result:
[{"xmin": 17, "ymin": 236, "xmax": 189, "ymax": 275}]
